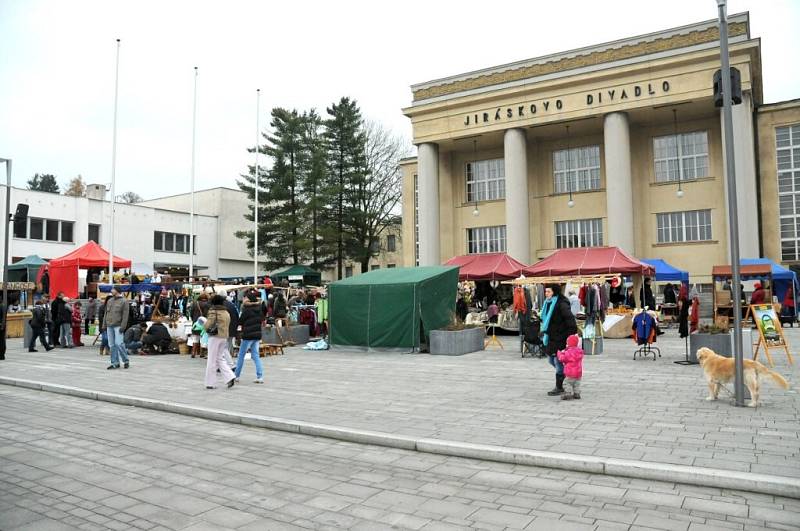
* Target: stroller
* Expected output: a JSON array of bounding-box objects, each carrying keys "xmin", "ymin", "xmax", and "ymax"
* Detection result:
[{"xmin": 521, "ymin": 316, "xmax": 544, "ymax": 358}]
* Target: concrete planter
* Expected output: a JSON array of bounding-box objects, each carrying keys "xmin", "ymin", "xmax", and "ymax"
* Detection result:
[
  {"xmin": 262, "ymin": 324, "xmax": 310, "ymax": 345},
  {"xmin": 429, "ymin": 327, "xmax": 485, "ymax": 356},
  {"xmin": 689, "ymin": 332, "xmax": 732, "ymax": 362}
]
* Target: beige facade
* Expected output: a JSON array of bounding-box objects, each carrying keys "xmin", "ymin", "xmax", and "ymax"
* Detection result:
[
  {"xmin": 321, "ymin": 225, "xmax": 404, "ymax": 282},
  {"xmin": 401, "ymin": 13, "xmax": 800, "ymax": 283}
]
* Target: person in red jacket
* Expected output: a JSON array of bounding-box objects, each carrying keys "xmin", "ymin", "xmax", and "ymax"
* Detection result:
[
  {"xmin": 750, "ymin": 281, "xmax": 767, "ymax": 305},
  {"xmin": 71, "ymin": 302, "xmax": 84, "ymax": 347},
  {"xmin": 557, "ymin": 334, "xmax": 584, "ymax": 400}
]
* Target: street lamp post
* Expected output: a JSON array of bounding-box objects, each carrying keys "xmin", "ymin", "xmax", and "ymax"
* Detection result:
[
  {"xmin": 109, "ymin": 38, "xmax": 121, "ymax": 280},
  {"xmin": 1, "ymin": 158, "xmax": 11, "ymax": 359},
  {"xmin": 254, "ymin": 88, "xmax": 260, "ymax": 284},
  {"xmin": 717, "ymin": 0, "xmax": 745, "ymax": 406},
  {"xmin": 189, "ymin": 66, "xmax": 198, "ymax": 281}
]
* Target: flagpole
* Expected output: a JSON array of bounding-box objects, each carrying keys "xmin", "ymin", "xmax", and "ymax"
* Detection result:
[
  {"xmin": 254, "ymin": 88, "xmax": 260, "ymax": 283},
  {"xmin": 109, "ymin": 38, "xmax": 120, "ymax": 279},
  {"xmin": 189, "ymin": 66, "xmax": 198, "ymax": 280}
]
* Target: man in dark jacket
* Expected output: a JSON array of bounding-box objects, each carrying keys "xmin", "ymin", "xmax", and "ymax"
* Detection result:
[
  {"xmin": 234, "ymin": 291, "xmax": 265, "ymax": 383},
  {"xmin": 29, "ymin": 300, "xmax": 53, "ymax": 352},
  {"xmin": 124, "ymin": 322, "xmax": 146, "ymax": 355},
  {"xmin": 541, "ymin": 284, "xmax": 578, "ymax": 396},
  {"xmin": 142, "ymin": 321, "xmax": 172, "ymax": 353},
  {"xmin": 50, "ymin": 292, "xmax": 65, "ymax": 347},
  {"xmin": 640, "ymin": 278, "xmax": 656, "ymax": 310}
]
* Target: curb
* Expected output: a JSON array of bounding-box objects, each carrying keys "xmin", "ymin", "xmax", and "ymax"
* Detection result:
[{"xmin": 2, "ymin": 376, "xmax": 798, "ymax": 499}]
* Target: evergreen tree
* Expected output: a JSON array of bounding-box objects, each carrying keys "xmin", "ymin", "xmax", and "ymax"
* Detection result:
[
  {"xmin": 324, "ymin": 97, "xmax": 367, "ymax": 279},
  {"xmin": 27, "ymin": 173, "xmax": 59, "ymax": 193},
  {"xmin": 302, "ymin": 110, "xmax": 336, "ymax": 269},
  {"xmin": 236, "ymin": 108, "xmax": 311, "ymax": 270}
]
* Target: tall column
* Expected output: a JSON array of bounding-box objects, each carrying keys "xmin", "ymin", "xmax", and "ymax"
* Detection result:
[
  {"xmin": 504, "ymin": 128, "xmax": 530, "ymax": 263},
  {"xmin": 417, "ymin": 142, "xmax": 440, "ymax": 266},
  {"xmin": 721, "ymin": 92, "xmax": 759, "ymax": 259},
  {"xmin": 603, "ymin": 112, "xmax": 635, "ymax": 253}
]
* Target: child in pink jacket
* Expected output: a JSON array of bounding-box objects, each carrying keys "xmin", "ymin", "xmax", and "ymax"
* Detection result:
[{"xmin": 557, "ymin": 334, "xmax": 583, "ymax": 400}]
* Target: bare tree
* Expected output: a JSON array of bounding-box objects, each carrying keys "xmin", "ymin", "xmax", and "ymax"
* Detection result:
[
  {"xmin": 347, "ymin": 120, "xmax": 411, "ymax": 272},
  {"xmin": 118, "ymin": 191, "xmax": 143, "ymax": 203},
  {"xmin": 64, "ymin": 175, "xmax": 86, "ymax": 197}
]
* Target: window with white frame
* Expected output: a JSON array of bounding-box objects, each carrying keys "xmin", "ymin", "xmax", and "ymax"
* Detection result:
[
  {"xmin": 467, "ymin": 226, "xmax": 506, "ymax": 254},
  {"xmin": 154, "ymin": 231, "xmax": 196, "ymax": 254},
  {"xmin": 413, "ymin": 174, "xmax": 419, "ymax": 266},
  {"xmin": 555, "ymin": 219, "xmax": 603, "ymax": 249},
  {"xmin": 777, "ymin": 123, "xmax": 800, "ymax": 261},
  {"xmin": 656, "ymin": 210, "xmax": 712, "ymax": 243},
  {"xmin": 466, "ymin": 158, "xmax": 505, "ymax": 202},
  {"xmin": 553, "ymin": 145, "xmax": 601, "ymax": 194},
  {"xmin": 653, "ymin": 131, "xmax": 709, "ymax": 182},
  {"xmin": 14, "ymin": 217, "xmax": 74, "ymax": 243}
]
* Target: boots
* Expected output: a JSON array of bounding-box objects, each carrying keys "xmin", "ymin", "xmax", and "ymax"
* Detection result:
[{"xmin": 547, "ymin": 374, "xmax": 565, "ymax": 396}]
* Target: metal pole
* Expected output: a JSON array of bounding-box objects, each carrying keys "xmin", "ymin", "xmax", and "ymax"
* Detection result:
[
  {"xmin": 109, "ymin": 38, "xmax": 120, "ymax": 279},
  {"xmin": 718, "ymin": 0, "xmax": 745, "ymax": 406},
  {"xmin": 189, "ymin": 66, "xmax": 198, "ymax": 280},
  {"xmin": 1, "ymin": 158, "xmax": 11, "ymax": 357},
  {"xmin": 254, "ymin": 88, "xmax": 260, "ymax": 284}
]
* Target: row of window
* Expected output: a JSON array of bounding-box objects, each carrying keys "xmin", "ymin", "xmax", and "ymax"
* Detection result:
[
  {"xmin": 14, "ymin": 217, "xmax": 77, "ymax": 243},
  {"xmin": 778, "ymin": 124, "xmax": 800, "ymax": 261},
  {"xmin": 344, "ymin": 263, "xmax": 397, "ymax": 277},
  {"xmin": 465, "ymin": 130, "xmax": 710, "ymax": 203},
  {"xmin": 466, "ymin": 209, "xmax": 713, "ymax": 254},
  {"xmin": 154, "ymin": 231, "xmax": 197, "ymax": 254}
]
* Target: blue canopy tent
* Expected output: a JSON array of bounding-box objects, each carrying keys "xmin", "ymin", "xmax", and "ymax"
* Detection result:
[
  {"xmin": 641, "ymin": 259, "xmax": 689, "ymax": 283},
  {"xmin": 741, "ymin": 258, "xmax": 799, "ymax": 317}
]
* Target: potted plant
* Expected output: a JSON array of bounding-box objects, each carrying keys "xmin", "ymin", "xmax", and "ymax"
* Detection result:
[
  {"xmin": 689, "ymin": 324, "xmax": 732, "ymax": 361},
  {"xmin": 429, "ymin": 314, "xmax": 485, "ymax": 356}
]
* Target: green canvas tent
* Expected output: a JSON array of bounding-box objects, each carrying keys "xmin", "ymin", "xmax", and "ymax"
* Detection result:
[
  {"xmin": 8, "ymin": 255, "xmax": 47, "ymax": 282},
  {"xmin": 271, "ymin": 264, "xmax": 322, "ymax": 286},
  {"xmin": 329, "ymin": 266, "xmax": 459, "ymax": 349}
]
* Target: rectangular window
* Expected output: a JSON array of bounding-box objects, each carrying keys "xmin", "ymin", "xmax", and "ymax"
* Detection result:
[
  {"xmin": 154, "ymin": 231, "xmax": 163, "ymax": 251},
  {"xmin": 88, "ymin": 224, "xmax": 100, "ymax": 243},
  {"xmin": 653, "ymin": 131, "xmax": 709, "ymax": 182},
  {"xmin": 656, "ymin": 209, "xmax": 712, "ymax": 243},
  {"xmin": 45, "ymin": 219, "xmax": 59, "ymax": 241},
  {"xmin": 387, "ymin": 263, "xmax": 396, "ymax": 268},
  {"xmin": 413, "ymin": 174, "xmax": 419, "ymax": 266},
  {"xmin": 175, "ymin": 233, "xmax": 185, "ymax": 252},
  {"xmin": 345, "ymin": 266, "xmax": 353, "ymax": 278},
  {"xmin": 164, "ymin": 233, "xmax": 174, "ymax": 251},
  {"xmin": 555, "ymin": 218, "xmax": 603, "ymax": 249},
  {"xmin": 30, "ymin": 218, "xmax": 43, "ymax": 240},
  {"xmin": 60, "ymin": 221, "xmax": 74, "ymax": 243},
  {"xmin": 466, "ymin": 158, "xmax": 505, "ymax": 202},
  {"xmin": 386, "ymin": 234, "xmax": 396, "ymax": 252},
  {"xmin": 371, "ymin": 264, "xmax": 380, "ymax": 271},
  {"xmin": 777, "ymin": 123, "xmax": 800, "ymax": 260},
  {"xmin": 467, "ymin": 225, "xmax": 507, "ymax": 254},
  {"xmin": 13, "ymin": 218, "xmax": 27, "ymax": 239},
  {"xmin": 553, "ymin": 145, "xmax": 601, "ymax": 194}
]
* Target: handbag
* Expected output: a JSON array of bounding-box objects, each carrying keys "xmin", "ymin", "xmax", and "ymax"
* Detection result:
[{"xmin": 206, "ymin": 324, "xmax": 218, "ymax": 336}]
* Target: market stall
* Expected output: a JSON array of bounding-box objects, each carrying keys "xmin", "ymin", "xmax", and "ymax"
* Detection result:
[
  {"xmin": 445, "ymin": 252, "xmax": 527, "ymax": 330},
  {"xmin": 8, "ymin": 255, "xmax": 48, "ymax": 284},
  {"xmin": 741, "ymin": 258, "xmax": 799, "ymax": 322},
  {"xmin": 48, "ymin": 241, "xmax": 131, "ymax": 299},
  {"xmin": 711, "ymin": 263, "xmax": 773, "ymax": 326},
  {"xmin": 271, "ymin": 265, "xmax": 322, "ymax": 287},
  {"xmin": 329, "ymin": 266, "xmax": 458, "ymax": 350},
  {"xmin": 641, "ymin": 258, "xmax": 689, "ymax": 325}
]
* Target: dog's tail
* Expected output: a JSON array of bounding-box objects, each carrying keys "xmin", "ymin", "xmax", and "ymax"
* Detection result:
[{"xmin": 755, "ymin": 363, "xmax": 790, "ymax": 389}]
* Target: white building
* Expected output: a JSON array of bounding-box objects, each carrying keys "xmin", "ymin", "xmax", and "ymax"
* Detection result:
[{"xmin": 0, "ymin": 184, "xmax": 254, "ymax": 280}]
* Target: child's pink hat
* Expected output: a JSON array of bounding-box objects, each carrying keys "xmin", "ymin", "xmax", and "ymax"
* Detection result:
[{"xmin": 566, "ymin": 334, "xmax": 580, "ymax": 348}]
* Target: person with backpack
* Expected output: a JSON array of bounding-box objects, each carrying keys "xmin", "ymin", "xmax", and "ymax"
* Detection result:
[{"xmin": 29, "ymin": 300, "xmax": 53, "ymax": 352}]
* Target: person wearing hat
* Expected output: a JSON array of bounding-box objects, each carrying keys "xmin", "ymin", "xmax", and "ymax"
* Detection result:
[
  {"xmin": 557, "ymin": 334, "xmax": 584, "ymax": 400},
  {"xmin": 750, "ymin": 281, "xmax": 767, "ymax": 305},
  {"xmin": 540, "ymin": 284, "xmax": 577, "ymax": 396}
]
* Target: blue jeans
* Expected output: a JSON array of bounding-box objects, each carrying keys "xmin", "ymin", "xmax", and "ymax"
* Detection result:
[
  {"xmin": 108, "ymin": 326, "xmax": 129, "ymax": 366},
  {"xmin": 125, "ymin": 340, "xmax": 142, "ymax": 354},
  {"xmin": 235, "ymin": 339, "xmax": 263, "ymax": 380},
  {"xmin": 60, "ymin": 323, "xmax": 73, "ymax": 347},
  {"xmin": 547, "ymin": 354, "xmax": 564, "ymax": 376}
]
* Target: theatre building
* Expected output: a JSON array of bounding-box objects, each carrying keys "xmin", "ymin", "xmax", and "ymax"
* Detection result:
[{"xmin": 400, "ymin": 13, "xmax": 800, "ymax": 283}]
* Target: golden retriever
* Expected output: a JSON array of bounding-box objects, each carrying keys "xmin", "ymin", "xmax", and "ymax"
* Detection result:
[{"xmin": 696, "ymin": 347, "xmax": 789, "ymax": 407}]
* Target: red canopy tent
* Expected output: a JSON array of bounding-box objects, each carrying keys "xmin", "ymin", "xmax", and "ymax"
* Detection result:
[
  {"xmin": 523, "ymin": 246, "xmax": 655, "ymax": 277},
  {"xmin": 48, "ymin": 241, "xmax": 132, "ymax": 298},
  {"xmin": 445, "ymin": 252, "xmax": 527, "ymax": 280}
]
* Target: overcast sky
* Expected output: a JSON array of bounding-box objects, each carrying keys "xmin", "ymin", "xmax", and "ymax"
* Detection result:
[{"xmin": 1, "ymin": 0, "xmax": 798, "ymax": 199}]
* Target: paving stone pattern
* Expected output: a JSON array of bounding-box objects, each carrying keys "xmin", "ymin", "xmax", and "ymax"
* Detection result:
[
  {"xmin": 0, "ymin": 328, "xmax": 798, "ymax": 481},
  {"xmin": 1, "ymin": 386, "xmax": 799, "ymax": 531}
]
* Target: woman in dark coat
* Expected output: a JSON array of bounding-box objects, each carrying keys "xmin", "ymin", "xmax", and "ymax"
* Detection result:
[
  {"xmin": 540, "ymin": 284, "xmax": 577, "ymax": 396},
  {"xmin": 234, "ymin": 291, "xmax": 265, "ymax": 383}
]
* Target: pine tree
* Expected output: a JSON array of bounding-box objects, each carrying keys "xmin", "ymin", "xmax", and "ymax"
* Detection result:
[
  {"xmin": 236, "ymin": 108, "xmax": 311, "ymax": 270},
  {"xmin": 324, "ymin": 97, "xmax": 367, "ymax": 279},
  {"xmin": 27, "ymin": 173, "xmax": 59, "ymax": 193},
  {"xmin": 302, "ymin": 110, "xmax": 336, "ymax": 269}
]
